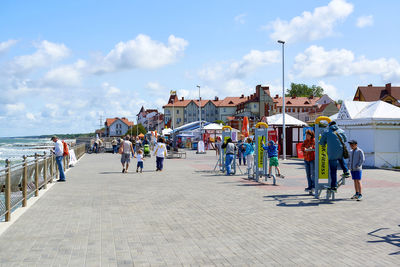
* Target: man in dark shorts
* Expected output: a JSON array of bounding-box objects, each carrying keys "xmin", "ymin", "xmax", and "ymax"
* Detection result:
[{"xmin": 119, "ymin": 135, "xmax": 134, "ymax": 173}]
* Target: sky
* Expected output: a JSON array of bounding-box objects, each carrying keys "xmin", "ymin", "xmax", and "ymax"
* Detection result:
[{"xmin": 1, "ymin": 0, "xmax": 399, "ymax": 136}]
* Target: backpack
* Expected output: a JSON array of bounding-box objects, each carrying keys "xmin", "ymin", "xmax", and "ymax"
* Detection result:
[{"xmin": 62, "ymin": 141, "xmax": 69, "ymax": 156}]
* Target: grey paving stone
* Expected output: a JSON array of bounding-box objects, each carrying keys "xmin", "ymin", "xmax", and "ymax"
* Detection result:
[{"xmin": 0, "ymin": 151, "xmax": 399, "ymax": 266}]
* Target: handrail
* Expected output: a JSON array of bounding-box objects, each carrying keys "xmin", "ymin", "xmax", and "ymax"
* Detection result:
[
  {"xmin": 0, "ymin": 143, "xmax": 85, "ymax": 222},
  {"xmin": 315, "ymin": 116, "xmax": 332, "ymax": 124},
  {"xmin": 255, "ymin": 122, "xmax": 268, "ymax": 128}
]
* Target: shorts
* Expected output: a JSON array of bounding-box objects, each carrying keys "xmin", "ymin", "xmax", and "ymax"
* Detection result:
[
  {"xmin": 351, "ymin": 170, "xmax": 362, "ymax": 180},
  {"xmin": 137, "ymin": 161, "xmax": 143, "ymax": 169},
  {"xmin": 121, "ymin": 153, "xmax": 131, "ymax": 164},
  {"xmin": 269, "ymin": 157, "xmax": 279, "ymax": 167}
]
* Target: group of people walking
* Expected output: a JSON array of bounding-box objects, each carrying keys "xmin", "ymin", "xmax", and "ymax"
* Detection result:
[{"xmin": 118, "ymin": 135, "xmax": 167, "ymax": 173}]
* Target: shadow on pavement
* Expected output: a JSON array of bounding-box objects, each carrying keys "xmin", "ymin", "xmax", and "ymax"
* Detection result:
[
  {"xmin": 264, "ymin": 194, "xmax": 350, "ymax": 207},
  {"xmin": 368, "ymin": 226, "xmax": 400, "ymax": 255}
]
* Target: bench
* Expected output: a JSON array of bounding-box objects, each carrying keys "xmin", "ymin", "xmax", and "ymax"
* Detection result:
[{"xmin": 167, "ymin": 151, "xmax": 186, "ymax": 159}]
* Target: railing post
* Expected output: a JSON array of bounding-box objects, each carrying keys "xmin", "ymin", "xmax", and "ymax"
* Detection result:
[
  {"xmin": 5, "ymin": 159, "xmax": 11, "ymax": 222},
  {"xmin": 35, "ymin": 153, "xmax": 39, "ymax": 197},
  {"xmin": 22, "ymin": 155, "xmax": 27, "ymax": 207},
  {"xmin": 43, "ymin": 152, "xmax": 47, "ymax": 189}
]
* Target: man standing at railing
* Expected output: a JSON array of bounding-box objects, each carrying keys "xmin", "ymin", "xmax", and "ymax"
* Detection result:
[{"xmin": 51, "ymin": 136, "xmax": 66, "ymax": 182}]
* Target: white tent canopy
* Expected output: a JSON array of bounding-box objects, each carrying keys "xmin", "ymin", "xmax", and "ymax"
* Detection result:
[
  {"xmin": 336, "ymin": 101, "xmax": 400, "ymax": 167},
  {"xmin": 203, "ymin": 123, "xmax": 223, "ymax": 130},
  {"xmin": 266, "ymin": 113, "xmax": 308, "ymax": 126},
  {"xmin": 162, "ymin": 128, "xmax": 173, "ymax": 135},
  {"xmin": 337, "ymin": 100, "xmax": 400, "ymax": 125}
]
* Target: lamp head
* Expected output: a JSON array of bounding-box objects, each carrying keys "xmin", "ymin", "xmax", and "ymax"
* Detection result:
[
  {"xmin": 196, "ymin": 85, "xmax": 200, "ymax": 89},
  {"xmin": 277, "ymin": 40, "xmax": 285, "ymax": 44}
]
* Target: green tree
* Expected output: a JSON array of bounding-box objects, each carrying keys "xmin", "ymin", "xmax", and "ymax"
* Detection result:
[
  {"xmin": 125, "ymin": 124, "xmax": 147, "ymax": 136},
  {"xmin": 286, "ymin": 83, "xmax": 324, "ymax": 97},
  {"xmin": 214, "ymin": 120, "xmax": 225, "ymax": 125}
]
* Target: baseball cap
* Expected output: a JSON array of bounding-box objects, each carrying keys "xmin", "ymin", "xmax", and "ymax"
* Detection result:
[{"xmin": 348, "ymin": 140, "xmax": 357, "ymax": 144}]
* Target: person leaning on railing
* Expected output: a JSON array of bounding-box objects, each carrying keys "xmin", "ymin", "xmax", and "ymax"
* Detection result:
[{"xmin": 51, "ymin": 136, "xmax": 66, "ymax": 182}]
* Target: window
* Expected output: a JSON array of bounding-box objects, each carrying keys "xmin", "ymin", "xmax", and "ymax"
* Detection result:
[
  {"xmin": 254, "ymin": 104, "xmax": 257, "ymax": 108},
  {"xmin": 223, "ymin": 108, "xmax": 226, "ymax": 112},
  {"xmin": 215, "ymin": 110, "xmax": 218, "ymax": 114},
  {"xmin": 176, "ymin": 110, "xmax": 179, "ymax": 114}
]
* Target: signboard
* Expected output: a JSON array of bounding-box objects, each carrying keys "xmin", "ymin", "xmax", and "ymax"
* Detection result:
[
  {"xmin": 257, "ymin": 136, "xmax": 264, "ymax": 168},
  {"xmin": 318, "ymin": 136, "xmax": 329, "ymax": 179}
]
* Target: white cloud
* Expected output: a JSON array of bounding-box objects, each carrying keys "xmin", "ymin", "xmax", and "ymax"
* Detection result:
[
  {"xmin": 43, "ymin": 60, "xmax": 86, "ymax": 87},
  {"xmin": 234, "ymin": 13, "xmax": 246, "ymax": 24},
  {"xmin": 6, "ymin": 103, "xmax": 25, "ymax": 115},
  {"xmin": 11, "ymin": 40, "xmax": 70, "ymax": 74},
  {"xmin": 102, "ymin": 82, "xmax": 121, "ymax": 96},
  {"xmin": 356, "ymin": 15, "xmax": 374, "ymax": 28},
  {"xmin": 0, "ymin": 39, "xmax": 18, "ymax": 54},
  {"xmin": 293, "ymin": 45, "xmax": 400, "ymax": 82},
  {"xmin": 198, "ymin": 49, "xmax": 279, "ymax": 82},
  {"xmin": 92, "ymin": 34, "xmax": 188, "ymax": 74},
  {"xmin": 26, "ymin": 112, "xmax": 35, "ymax": 120},
  {"xmin": 268, "ymin": 0, "xmax": 353, "ymax": 43},
  {"xmin": 317, "ymin": 81, "xmax": 339, "ymax": 99}
]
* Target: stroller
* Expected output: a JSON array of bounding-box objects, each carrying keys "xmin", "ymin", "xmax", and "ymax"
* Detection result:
[{"xmin": 143, "ymin": 144, "xmax": 151, "ymax": 157}]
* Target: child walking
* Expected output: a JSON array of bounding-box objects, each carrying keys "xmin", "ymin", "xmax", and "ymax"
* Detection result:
[
  {"xmin": 262, "ymin": 140, "xmax": 284, "ymax": 178},
  {"xmin": 135, "ymin": 149, "xmax": 145, "ymax": 173},
  {"xmin": 348, "ymin": 140, "xmax": 365, "ymax": 201}
]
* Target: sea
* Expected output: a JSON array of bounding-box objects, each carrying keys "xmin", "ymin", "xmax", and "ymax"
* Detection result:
[{"xmin": 0, "ymin": 137, "xmax": 56, "ymax": 169}]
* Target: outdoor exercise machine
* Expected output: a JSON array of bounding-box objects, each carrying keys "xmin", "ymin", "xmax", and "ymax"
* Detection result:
[
  {"xmin": 253, "ymin": 122, "xmax": 276, "ymax": 184},
  {"xmin": 213, "ymin": 126, "xmax": 242, "ymax": 175},
  {"xmin": 314, "ymin": 116, "xmax": 347, "ymax": 200}
]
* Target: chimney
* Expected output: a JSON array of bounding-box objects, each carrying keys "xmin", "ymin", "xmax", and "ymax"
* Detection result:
[
  {"xmin": 309, "ymin": 95, "xmax": 314, "ymax": 99},
  {"xmin": 241, "ymin": 94, "xmax": 244, "ymax": 98},
  {"xmin": 256, "ymin": 85, "xmax": 261, "ymax": 97},
  {"xmin": 181, "ymin": 97, "xmax": 184, "ymax": 101},
  {"xmin": 385, "ymin": 83, "xmax": 392, "ymax": 95},
  {"xmin": 368, "ymin": 84, "xmax": 373, "ymax": 87},
  {"xmin": 291, "ymin": 95, "xmax": 296, "ymax": 99},
  {"xmin": 214, "ymin": 96, "xmax": 219, "ymax": 101},
  {"xmin": 275, "ymin": 94, "xmax": 279, "ymax": 99}
]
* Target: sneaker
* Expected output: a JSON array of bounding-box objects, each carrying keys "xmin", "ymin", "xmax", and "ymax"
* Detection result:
[
  {"xmin": 304, "ymin": 187, "xmax": 311, "ymax": 192},
  {"xmin": 122, "ymin": 168, "xmax": 125, "ymax": 173},
  {"xmin": 136, "ymin": 169, "xmax": 138, "ymax": 173},
  {"xmin": 330, "ymin": 187, "xmax": 337, "ymax": 193},
  {"xmin": 342, "ymin": 172, "xmax": 350, "ymax": 178},
  {"xmin": 56, "ymin": 179, "xmax": 66, "ymax": 182},
  {"xmin": 278, "ymin": 174, "xmax": 285, "ymax": 179},
  {"xmin": 351, "ymin": 194, "xmax": 358, "ymax": 199},
  {"xmin": 357, "ymin": 194, "xmax": 363, "ymax": 201}
]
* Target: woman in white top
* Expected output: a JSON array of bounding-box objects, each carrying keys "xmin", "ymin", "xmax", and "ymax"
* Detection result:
[{"xmin": 154, "ymin": 137, "xmax": 167, "ymax": 171}]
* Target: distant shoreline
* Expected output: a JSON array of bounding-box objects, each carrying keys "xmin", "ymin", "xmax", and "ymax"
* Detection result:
[{"xmin": 0, "ymin": 133, "xmax": 95, "ymax": 139}]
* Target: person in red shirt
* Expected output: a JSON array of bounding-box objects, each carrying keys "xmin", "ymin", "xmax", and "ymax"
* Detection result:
[{"xmin": 301, "ymin": 130, "xmax": 315, "ymax": 193}]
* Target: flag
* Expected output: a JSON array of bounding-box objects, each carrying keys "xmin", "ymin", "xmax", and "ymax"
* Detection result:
[{"xmin": 242, "ymin": 116, "xmax": 249, "ymax": 137}]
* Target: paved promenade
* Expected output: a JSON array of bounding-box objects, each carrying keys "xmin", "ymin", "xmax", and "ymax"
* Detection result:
[{"xmin": 0, "ymin": 151, "xmax": 399, "ymax": 266}]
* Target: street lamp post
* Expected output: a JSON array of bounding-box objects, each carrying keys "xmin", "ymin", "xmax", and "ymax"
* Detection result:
[
  {"xmin": 197, "ymin": 85, "xmax": 202, "ymax": 140},
  {"xmin": 278, "ymin": 40, "xmax": 286, "ymax": 160}
]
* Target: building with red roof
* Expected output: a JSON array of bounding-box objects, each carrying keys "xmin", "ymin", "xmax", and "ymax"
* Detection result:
[{"xmin": 104, "ymin": 117, "xmax": 134, "ymax": 137}]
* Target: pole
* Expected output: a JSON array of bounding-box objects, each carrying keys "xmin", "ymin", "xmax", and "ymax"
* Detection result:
[
  {"xmin": 278, "ymin": 40, "xmax": 286, "ymax": 160},
  {"xmin": 197, "ymin": 85, "xmax": 201, "ymax": 139}
]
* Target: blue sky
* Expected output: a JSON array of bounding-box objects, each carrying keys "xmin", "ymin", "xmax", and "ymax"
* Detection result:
[{"xmin": 1, "ymin": 0, "xmax": 399, "ymax": 136}]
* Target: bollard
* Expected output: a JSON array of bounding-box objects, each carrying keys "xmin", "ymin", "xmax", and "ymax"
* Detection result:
[
  {"xmin": 35, "ymin": 153, "xmax": 39, "ymax": 197},
  {"xmin": 5, "ymin": 159, "xmax": 11, "ymax": 222},
  {"xmin": 22, "ymin": 155, "xmax": 27, "ymax": 207},
  {"xmin": 43, "ymin": 152, "xmax": 47, "ymax": 189}
]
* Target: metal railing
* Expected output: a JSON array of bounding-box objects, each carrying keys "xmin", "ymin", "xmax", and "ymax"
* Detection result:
[{"xmin": 0, "ymin": 144, "xmax": 85, "ymax": 222}]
